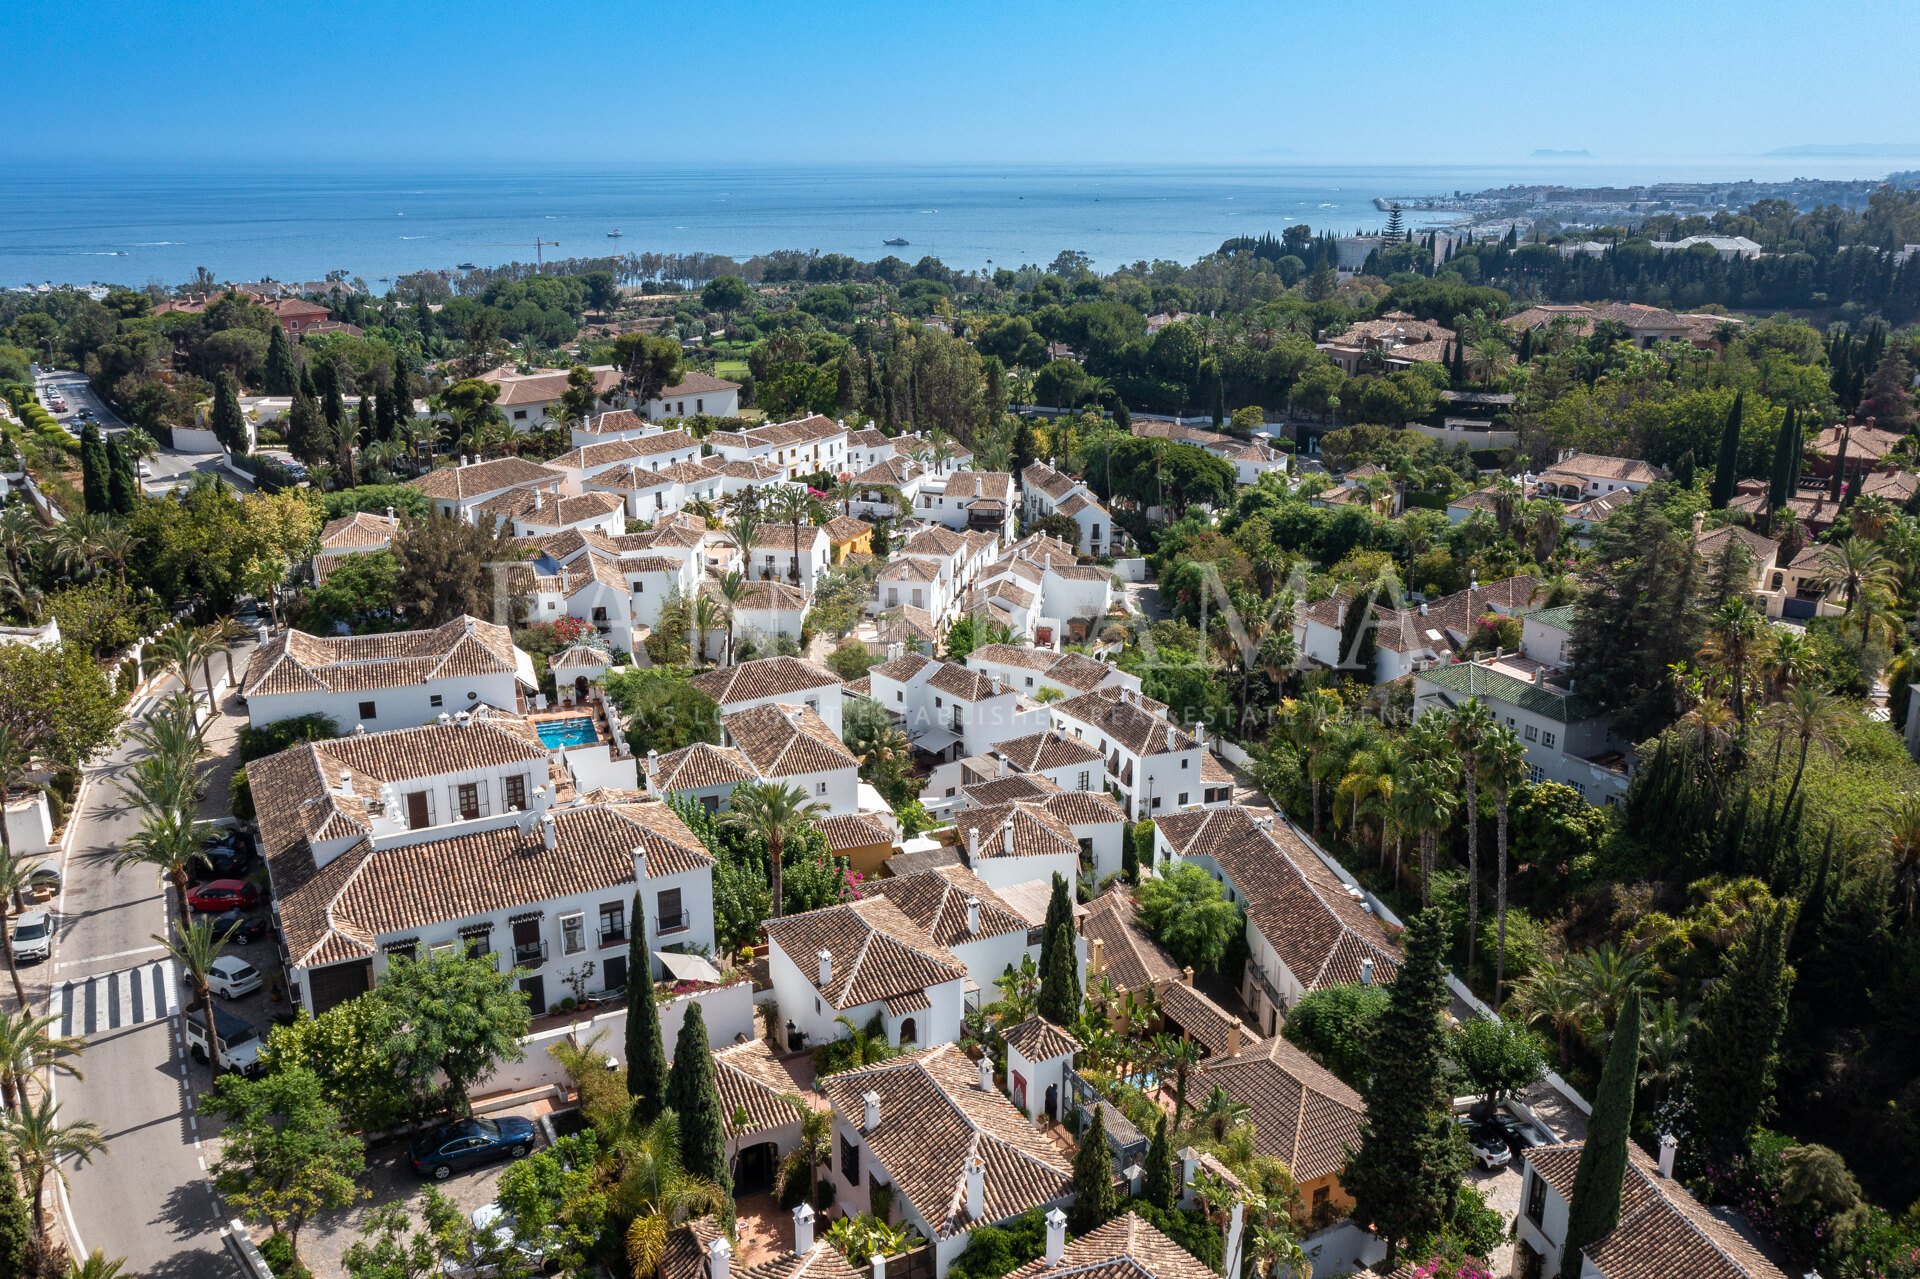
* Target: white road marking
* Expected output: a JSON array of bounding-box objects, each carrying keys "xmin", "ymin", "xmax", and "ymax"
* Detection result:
[
  {"xmin": 55, "ymin": 943, "xmax": 167, "ymax": 971},
  {"xmin": 55, "ymin": 960, "xmax": 179, "ymax": 1038}
]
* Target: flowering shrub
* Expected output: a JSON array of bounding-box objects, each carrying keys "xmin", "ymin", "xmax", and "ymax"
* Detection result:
[{"xmin": 1408, "ymin": 1258, "xmax": 1493, "ymax": 1279}]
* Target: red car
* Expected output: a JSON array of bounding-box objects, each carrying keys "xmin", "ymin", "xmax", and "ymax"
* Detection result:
[{"xmin": 186, "ymin": 879, "xmax": 258, "ymax": 912}]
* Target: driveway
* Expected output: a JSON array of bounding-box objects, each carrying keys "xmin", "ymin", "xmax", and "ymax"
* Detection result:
[{"xmin": 1469, "ymin": 1159, "xmax": 1524, "ymax": 1275}]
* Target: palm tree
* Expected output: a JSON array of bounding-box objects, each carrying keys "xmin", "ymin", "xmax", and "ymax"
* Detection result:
[
  {"xmin": 1766, "ymin": 684, "xmax": 1847, "ymax": 814},
  {"xmin": 1282, "ymin": 690, "xmax": 1339, "ymax": 837},
  {"xmin": 691, "ymin": 594, "xmax": 727, "ymax": 668},
  {"xmin": 1760, "ymin": 629, "xmax": 1818, "ymax": 701},
  {"xmin": 6, "ymin": 1096, "xmax": 106, "ymax": 1235},
  {"xmin": 148, "ymin": 625, "xmax": 217, "ymax": 723},
  {"xmin": 1701, "ymin": 599, "xmax": 1765, "ymax": 727},
  {"xmin": 1509, "ymin": 958, "xmax": 1589, "ymax": 1067},
  {"xmin": 1482, "ymin": 725, "xmax": 1527, "ymax": 1006},
  {"xmin": 824, "ymin": 1014, "xmax": 899, "ymax": 1069},
  {"xmin": 66, "ymin": 1251, "xmax": 129, "ymax": 1279},
  {"xmin": 91, "ymin": 526, "xmax": 139, "ymax": 590},
  {"xmin": 1819, "ymin": 537, "xmax": 1897, "ymax": 617},
  {"xmin": 114, "ymin": 807, "xmax": 206, "ymax": 917},
  {"xmin": 0, "ymin": 851, "xmax": 39, "ymax": 1008},
  {"xmin": 0, "ymin": 507, "xmax": 40, "ymax": 586},
  {"xmin": 1447, "ymin": 699, "xmax": 1496, "ymax": 970},
  {"xmin": 1882, "ymin": 793, "xmax": 1920, "ymax": 926},
  {"xmin": 1162, "ymin": 1033, "xmax": 1203, "ymax": 1125},
  {"xmin": 614, "ymin": 1110, "xmax": 730, "ymax": 1278},
  {"xmin": 1637, "ymin": 998, "xmax": 1694, "ymax": 1110},
  {"xmin": 154, "ymin": 918, "xmax": 238, "ymax": 1077},
  {"xmin": 769, "ymin": 485, "xmax": 813, "ymax": 586},
  {"xmin": 1187, "ymin": 1085, "xmax": 1252, "ymax": 1145},
  {"xmin": 723, "ymin": 781, "xmax": 824, "ymax": 920},
  {"xmin": 113, "ymin": 692, "xmax": 208, "ymax": 821},
  {"xmin": 1570, "ymin": 944, "xmax": 1647, "ymax": 1032},
  {"xmin": 774, "ymin": 1103, "xmax": 832, "ymax": 1208},
  {"xmin": 716, "ymin": 571, "xmax": 747, "ymax": 665},
  {"xmin": 0, "ymin": 1007, "xmax": 85, "ymax": 1111}
]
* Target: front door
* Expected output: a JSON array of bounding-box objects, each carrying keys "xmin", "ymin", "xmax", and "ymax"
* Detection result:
[
  {"xmin": 519, "ymin": 975, "xmax": 546, "ymax": 1016},
  {"xmin": 735, "ymin": 1142, "xmax": 777, "ymax": 1195},
  {"xmin": 602, "ymin": 954, "xmax": 628, "ymax": 996},
  {"xmin": 406, "ymin": 791, "xmax": 430, "ymax": 828}
]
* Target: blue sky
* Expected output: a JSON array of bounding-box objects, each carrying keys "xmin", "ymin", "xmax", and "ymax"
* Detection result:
[{"xmin": 11, "ymin": 0, "xmax": 1920, "ymax": 167}]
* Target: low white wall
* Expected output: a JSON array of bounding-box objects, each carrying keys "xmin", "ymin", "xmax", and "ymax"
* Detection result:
[
  {"xmin": 1298, "ymin": 1221, "xmax": 1386, "ymax": 1277},
  {"xmin": 476, "ymin": 980, "xmax": 757, "ymax": 1098},
  {"xmin": 172, "ymin": 425, "xmax": 227, "ymax": 454},
  {"xmin": 1111, "ymin": 558, "xmax": 1148, "ymax": 583},
  {"xmin": 3, "ymin": 793, "xmax": 53, "ymax": 857}
]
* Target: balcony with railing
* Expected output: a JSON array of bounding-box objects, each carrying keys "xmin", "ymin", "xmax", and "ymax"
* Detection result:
[
  {"xmin": 514, "ymin": 940, "xmax": 549, "ymax": 966},
  {"xmin": 598, "ymin": 924, "xmax": 627, "ymax": 948},
  {"xmin": 656, "ymin": 910, "xmax": 691, "ymax": 936}
]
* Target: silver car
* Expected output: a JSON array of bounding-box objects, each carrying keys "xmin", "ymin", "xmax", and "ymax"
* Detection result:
[{"xmin": 11, "ymin": 911, "xmax": 51, "ymax": 964}]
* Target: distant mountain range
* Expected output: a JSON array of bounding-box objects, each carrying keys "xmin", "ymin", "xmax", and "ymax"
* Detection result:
[{"xmin": 1765, "ymin": 143, "xmax": 1920, "ymax": 158}]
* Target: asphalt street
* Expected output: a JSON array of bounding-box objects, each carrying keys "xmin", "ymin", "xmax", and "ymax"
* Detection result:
[
  {"xmin": 32, "ymin": 367, "xmax": 249, "ymax": 494},
  {"xmin": 27, "ymin": 650, "xmax": 257, "ymax": 1279}
]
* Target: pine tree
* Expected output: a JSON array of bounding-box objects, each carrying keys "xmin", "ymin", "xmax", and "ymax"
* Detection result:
[
  {"xmin": 1038, "ymin": 874, "xmax": 1080, "ymax": 1026},
  {"xmin": 1559, "ymin": 991, "xmax": 1642, "ymax": 1279},
  {"xmin": 1385, "ymin": 205, "xmax": 1405, "ymax": 239},
  {"xmin": 286, "ymin": 384, "xmax": 326, "ymax": 465},
  {"xmin": 1069, "ymin": 1106, "xmax": 1119, "ymax": 1231},
  {"xmin": 1710, "ymin": 390, "xmax": 1743, "ymax": 509},
  {"xmin": 1688, "ymin": 897, "xmax": 1797, "ymax": 1156},
  {"xmin": 1859, "ymin": 346, "xmax": 1917, "ymax": 432},
  {"xmin": 105, "ymin": 435, "xmax": 135, "ymax": 515},
  {"xmin": 212, "ymin": 370, "xmax": 248, "ymax": 454},
  {"xmin": 1342, "ymin": 909, "xmax": 1465, "ymax": 1266},
  {"xmin": 625, "ymin": 898, "xmax": 671, "ymax": 1122},
  {"xmin": 1449, "ymin": 339, "xmax": 1467, "ymax": 389},
  {"xmin": 1767, "ymin": 405, "xmax": 1799, "ymax": 511},
  {"xmin": 665, "ymin": 1002, "xmax": 735, "ymax": 1207},
  {"xmin": 79, "ymin": 421, "xmax": 109, "ymax": 514},
  {"xmin": 263, "ymin": 323, "xmax": 297, "ymax": 396},
  {"xmin": 355, "ymin": 395, "xmax": 373, "ymax": 452},
  {"xmin": 1142, "ymin": 1112, "xmax": 1177, "ymax": 1211}
]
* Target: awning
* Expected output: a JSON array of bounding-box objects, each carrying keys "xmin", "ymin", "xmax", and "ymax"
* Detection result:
[{"xmin": 654, "ymin": 950, "xmax": 722, "ymax": 984}]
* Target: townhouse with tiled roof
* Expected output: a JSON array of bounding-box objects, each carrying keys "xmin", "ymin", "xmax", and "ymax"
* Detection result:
[
  {"xmin": 713, "ymin": 1038, "xmax": 809, "ymax": 1189},
  {"xmin": 707, "ymin": 413, "xmax": 847, "ymax": 480},
  {"xmin": 948, "ymin": 798, "xmax": 1086, "ymax": 896},
  {"xmin": 1131, "ymin": 422, "xmax": 1289, "ymax": 486},
  {"xmin": 665, "ymin": 1211, "xmax": 867, "ymax": 1279},
  {"xmin": 568, "ymin": 408, "xmax": 651, "ymax": 445},
  {"xmin": 867, "ymin": 657, "xmax": 1051, "ymax": 763},
  {"xmin": 1154, "ymin": 804, "xmax": 1401, "ymax": 1038},
  {"xmin": 691, "ymin": 656, "xmax": 844, "ymax": 734},
  {"xmin": 1020, "ymin": 461, "xmax": 1116, "ymax": 556},
  {"xmin": 1081, "ymin": 887, "xmax": 1183, "ymax": 999},
  {"xmin": 1006, "ymin": 1213, "xmax": 1218, "ymax": 1279},
  {"xmin": 406, "ymin": 456, "xmax": 567, "ymax": 521},
  {"xmin": 642, "ymin": 742, "xmax": 756, "ymax": 811},
  {"xmin": 642, "ymin": 370, "xmax": 742, "ymax": 421},
  {"xmin": 313, "ymin": 509, "xmax": 398, "ymax": 583},
  {"xmin": 1192, "ymin": 1033, "xmax": 1366, "ymax": 1223},
  {"xmin": 1293, "ymin": 575, "xmax": 1544, "ymax": 683},
  {"xmin": 474, "ymin": 487, "xmax": 627, "ymax": 539},
  {"xmin": 583, "ymin": 453, "xmax": 735, "ymax": 521},
  {"xmin": 848, "ymin": 454, "xmax": 932, "ymax": 520},
  {"xmin": 1516, "ymin": 1138, "xmax": 1788, "ymax": 1279},
  {"xmin": 721, "ymin": 703, "xmax": 862, "ymax": 815},
  {"xmin": 1534, "ymin": 451, "xmax": 1662, "ymax": 501},
  {"xmin": 967, "ymin": 644, "xmax": 1139, "ymax": 702},
  {"xmin": 1413, "ymin": 655, "xmax": 1629, "ymax": 802},
  {"xmin": 259, "ymin": 773, "xmax": 713, "ymax": 1014},
  {"xmin": 1049, "ymin": 686, "xmax": 1206, "ymax": 820},
  {"xmin": 721, "ymin": 579, "xmax": 811, "ymax": 657},
  {"xmin": 477, "ymin": 364, "xmax": 624, "ymax": 431},
  {"xmin": 546, "ymin": 431, "xmax": 703, "ymax": 487},
  {"xmin": 915, "ymin": 469, "xmax": 1018, "ymax": 539},
  {"xmin": 866, "ymin": 864, "xmax": 1049, "ymax": 998},
  {"xmin": 819, "ymin": 1044, "xmax": 1074, "ymax": 1275},
  {"xmin": 763, "ymin": 897, "xmax": 970, "ymax": 1051},
  {"xmin": 240, "ymin": 616, "xmax": 538, "ymax": 732}
]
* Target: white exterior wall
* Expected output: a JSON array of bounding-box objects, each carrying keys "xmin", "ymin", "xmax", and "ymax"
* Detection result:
[
  {"xmin": 946, "ymin": 928, "xmax": 1042, "ymax": 1004},
  {"xmin": 1005, "ymin": 1044, "xmax": 1076, "ymax": 1125},
  {"xmin": 735, "ymin": 604, "xmax": 809, "ymax": 650},
  {"xmin": 1521, "ymin": 617, "xmax": 1573, "ymax": 666},
  {"xmin": 1062, "ymin": 818, "xmax": 1125, "ymax": 884},
  {"xmin": 956, "ymin": 695, "xmax": 1052, "ymax": 758},
  {"xmin": 766, "ymin": 764, "xmax": 861, "ymax": 817},
  {"xmin": 513, "ymin": 506, "xmax": 628, "ymax": 540},
  {"xmin": 1511, "ymin": 1167, "xmax": 1572, "ymax": 1279},
  {"xmin": 720, "ymin": 686, "xmax": 844, "ymax": 737},
  {"xmin": 969, "ymin": 850, "xmax": 1079, "ymax": 897},
  {"xmin": 769, "ymin": 940, "xmax": 964, "ymax": 1050},
  {"xmin": 2, "ymin": 792, "xmax": 54, "ymax": 857},
  {"xmin": 1037, "ymin": 570, "xmax": 1112, "ymax": 621},
  {"xmin": 645, "ymin": 386, "xmax": 740, "ymax": 419},
  {"xmin": 1410, "ymin": 681, "xmax": 1627, "ymax": 804},
  {"xmin": 246, "ymin": 672, "xmax": 525, "ymax": 732}
]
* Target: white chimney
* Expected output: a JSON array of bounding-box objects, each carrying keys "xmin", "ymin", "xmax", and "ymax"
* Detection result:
[
  {"xmin": 706, "ymin": 1235, "xmax": 731, "ymax": 1279},
  {"xmin": 871, "ymin": 1254, "xmax": 887, "ymax": 1279},
  {"xmin": 1044, "ymin": 1208, "xmax": 1067, "ymax": 1266},
  {"xmin": 818, "ymin": 949, "xmax": 833, "ymax": 986},
  {"xmin": 540, "ymin": 813, "xmax": 557, "ymax": 851},
  {"xmin": 385, "ymin": 505, "xmax": 395, "ymax": 520},
  {"xmin": 965, "ymin": 1154, "xmax": 985, "ymax": 1221},
  {"xmin": 792, "ymin": 1203, "xmax": 815, "ymax": 1254},
  {"xmin": 1002, "ymin": 818, "xmax": 1014, "ymax": 857},
  {"xmin": 966, "ymin": 827, "xmax": 980, "ymax": 863},
  {"xmin": 1658, "ymin": 1134, "xmax": 1677, "ymax": 1179},
  {"xmin": 1165, "ymin": 724, "xmax": 1176, "ymax": 750},
  {"xmin": 1361, "ymin": 957, "xmax": 1374, "ymax": 986},
  {"xmin": 966, "ymin": 896, "xmax": 981, "ymax": 935},
  {"xmin": 633, "ymin": 846, "xmax": 648, "ymax": 883},
  {"xmin": 1226, "ymin": 1018, "xmax": 1243, "ymax": 1058},
  {"xmin": 862, "ymin": 1090, "xmax": 881, "ymax": 1131},
  {"xmin": 646, "ymin": 748, "xmax": 659, "ymax": 780},
  {"xmin": 978, "ymin": 1054, "xmax": 993, "ymax": 1091},
  {"xmin": 337, "ymin": 770, "xmax": 354, "ymax": 795}
]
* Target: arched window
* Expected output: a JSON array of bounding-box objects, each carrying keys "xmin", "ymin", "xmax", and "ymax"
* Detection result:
[{"xmin": 899, "ymin": 1017, "xmax": 918, "ymax": 1047}]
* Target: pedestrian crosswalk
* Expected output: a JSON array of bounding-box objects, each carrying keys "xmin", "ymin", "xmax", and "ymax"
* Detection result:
[{"xmin": 55, "ymin": 960, "xmax": 181, "ymax": 1039}]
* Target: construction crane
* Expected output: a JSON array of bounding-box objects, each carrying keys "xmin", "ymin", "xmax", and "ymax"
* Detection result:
[{"xmin": 457, "ymin": 237, "xmax": 562, "ymax": 267}]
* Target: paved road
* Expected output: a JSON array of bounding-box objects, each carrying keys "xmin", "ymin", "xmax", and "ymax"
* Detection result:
[
  {"xmin": 29, "ymin": 653, "xmax": 257, "ymax": 1278},
  {"xmin": 32, "ymin": 367, "xmax": 247, "ymax": 494}
]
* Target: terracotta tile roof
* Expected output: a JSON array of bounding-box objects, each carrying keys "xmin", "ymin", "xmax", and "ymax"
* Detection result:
[
  {"xmin": 727, "ymin": 580, "xmax": 809, "ymax": 613},
  {"xmin": 1155, "ymin": 806, "xmax": 1400, "ymax": 991},
  {"xmin": 846, "ymin": 428, "xmax": 892, "ymax": 448},
  {"xmin": 878, "ymin": 558, "xmax": 942, "ymax": 583},
  {"xmin": 1052, "ymin": 690, "xmax": 1197, "ymax": 757},
  {"xmin": 650, "ymin": 743, "xmax": 755, "ymax": 792},
  {"xmin": 952, "ymin": 801, "xmax": 1080, "ymax": 861},
  {"xmin": 815, "ymin": 812, "xmax": 895, "ymax": 854},
  {"xmin": 991, "ymin": 730, "xmax": 1104, "ymax": 774},
  {"xmin": 968, "ymin": 644, "xmax": 1061, "ymax": 672},
  {"xmin": 818, "ymin": 1044, "xmax": 1071, "ymax": 1235},
  {"xmin": 747, "ymin": 522, "xmax": 828, "ymax": 551},
  {"xmin": 478, "ymin": 489, "xmax": 625, "ymax": 526},
  {"xmin": 661, "ymin": 1216, "xmax": 727, "ymax": 1279},
  {"xmin": 1200, "ymin": 754, "xmax": 1233, "ymax": 787},
  {"xmin": 742, "ymin": 1245, "xmax": 867, "ymax": 1279},
  {"xmin": 1194, "ymin": 1035, "xmax": 1364, "ymax": 1185},
  {"xmin": 941, "ymin": 471, "xmax": 1016, "ymax": 502},
  {"xmin": 1001, "ymin": 1016, "xmax": 1082, "ymax": 1062},
  {"xmin": 691, "ymin": 656, "xmax": 839, "ymax": 706},
  {"xmin": 1808, "ymin": 421, "xmax": 1906, "ymax": 465},
  {"xmin": 866, "ymin": 865, "xmax": 1029, "ymax": 946},
  {"xmin": 578, "ymin": 409, "xmax": 649, "ymax": 435},
  {"xmin": 242, "ymin": 616, "xmax": 530, "ymax": 699},
  {"xmin": 480, "ymin": 365, "xmax": 620, "ymax": 406},
  {"xmin": 1082, "ymin": 888, "xmax": 1181, "ymax": 993},
  {"xmin": 1544, "ymin": 453, "xmax": 1661, "ymax": 484},
  {"xmin": 550, "ymin": 431, "xmax": 700, "ymax": 472},
  {"xmin": 902, "ymin": 526, "xmax": 969, "ymax": 557},
  {"xmin": 249, "ymin": 716, "xmax": 551, "ymax": 857},
  {"xmin": 824, "ymin": 515, "xmax": 872, "ymax": 544},
  {"xmin": 657, "ymin": 371, "xmax": 741, "ymax": 397},
  {"xmin": 1041, "ymin": 790, "xmax": 1127, "ymax": 826},
  {"xmin": 725, "ymin": 703, "xmax": 857, "ymax": 778},
  {"xmin": 869, "ymin": 652, "xmax": 936, "ymax": 682},
  {"xmin": 318, "ymin": 511, "xmax": 398, "ymax": 551},
  {"xmin": 270, "ymin": 799, "xmax": 713, "ymax": 969},
  {"xmin": 1527, "ymin": 1142, "xmax": 1787, "ymax": 1279},
  {"xmin": 852, "ymin": 456, "xmax": 926, "ymax": 486},
  {"xmin": 928, "ymin": 662, "xmax": 1002, "ymax": 702},
  {"xmin": 1695, "ymin": 525, "xmax": 1780, "ymax": 570},
  {"xmin": 715, "ymin": 1039, "xmax": 805, "ymax": 1139},
  {"xmin": 1156, "ymin": 981, "xmax": 1259, "ymax": 1061},
  {"xmin": 1005, "ymin": 1213, "xmax": 1217, "ymax": 1279},
  {"xmin": 763, "ymin": 897, "xmax": 966, "ymax": 1010},
  {"xmin": 876, "ymin": 607, "xmax": 939, "ymax": 644},
  {"xmin": 1022, "ymin": 462, "xmax": 1079, "ymax": 500},
  {"xmin": 406, "ymin": 457, "xmax": 565, "ymax": 500},
  {"xmin": 961, "ymin": 775, "xmax": 1062, "ymax": 808}
]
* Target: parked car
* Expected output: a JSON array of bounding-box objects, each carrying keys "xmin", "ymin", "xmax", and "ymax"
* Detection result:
[
  {"xmin": 184, "ymin": 1004, "xmax": 264, "ymax": 1074},
  {"xmin": 209, "ymin": 909, "xmax": 272, "ymax": 945},
  {"xmin": 202, "ymin": 954, "xmax": 263, "ymax": 999},
  {"xmin": 196, "ymin": 845, "xmax": 255, "ymax": 879},
  {"xmin": 10, "ymin": 911, "xmax": 51, "ymax": 964},
  {"xmin": 1463, "ymin": 1119, "xmax": 1514, "ymax": 1169},
  {"xmin": 186, "ymin": 879, "xmax": 258, "ymax": 912},
  {"xmin": 440, "ymin": 1203, "xmax": 558, "ymax": 1278},
  {"xmin": 202, "ymin": 828, "xmax": 254, "ymax": 854},
  {"xmin": 408, "ymin": 1116, "xmax": 536, "ymax": 1181}
]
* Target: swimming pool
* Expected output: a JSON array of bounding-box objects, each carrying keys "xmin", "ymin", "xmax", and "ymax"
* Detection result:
[{"xmin": 535, "ymin": 717, "xmax": 598, "ymax": 749}]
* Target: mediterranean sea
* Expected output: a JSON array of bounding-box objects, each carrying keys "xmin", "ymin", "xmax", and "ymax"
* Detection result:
[{"xmin": 0, "ymin": 159, "xmax": 1896, "ymax": 290}]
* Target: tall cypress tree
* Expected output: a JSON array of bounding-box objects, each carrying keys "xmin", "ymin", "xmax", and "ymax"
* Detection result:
[
  {"xmin": 1767, "ymin": 404, "xmax": 1799, "ymax": 511},
  {"xmin": 665, "ymin": 1002, "xmax": 735, "ymax": 1209},
  {"xmin": 104, "ymin": 435, "xmax": 135, "ymax": 515},
  {"xmin": 625, "ymin": 898, "xmax": 671, "ymax": 1122},
  {"xmin": 1687, "ymin": 897, "xmax": 1797, "ymax": 1156},
  {"xmin": 318, "ymin": 357, "xmax": 346, "ymax": 440},
  {"xmin": 1038, "ymin": 874, "xmax": 1080, "ymax": 1026},
  {"xmin": 1709, "ymin": 390, "xmax": 1744, "ymax": 509},
  {"xmin": 1342, "ymin": 909, "xmax": 1465, "ymax": 1266},
  {"xmin": 1069, "ymin": 1106, "xmax": 1118, "ymax": 1231},
  {"xmin": 78, "ymin": 421, "xmax": 109, "ymax": 514},
  {"xmin": 1142, "ymin": 1111, "xmax": 1176, "ymax": 1211},
  {"xmin": 1559, "ymin": 991, "xmax": 1642, "ymax": 1279},
  {"xmin": 212, "ymin": 371, "xmax": 248, "ymax": 454},
  {"xmin": 377, "ymin": 356, "xmax": 403, "ymax": 441},
  {"xmin": 263, "ymin": 323, "xmax": 296, "ymax": 396}
]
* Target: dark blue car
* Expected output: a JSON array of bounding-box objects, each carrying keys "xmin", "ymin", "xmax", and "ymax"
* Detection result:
[{"xmin": 408, "ymin": 1116, "xmax": 535, "ymax": 1180}]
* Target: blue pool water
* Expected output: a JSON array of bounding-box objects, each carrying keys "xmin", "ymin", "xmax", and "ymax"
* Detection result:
[{"xmin": 536, "ymin": 717, "xmax": 598, "ymax": 749}]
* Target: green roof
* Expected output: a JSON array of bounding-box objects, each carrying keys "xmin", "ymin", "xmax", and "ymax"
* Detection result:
[
  {"xmin": 1415, "ymin": 660, "xmax": 1602, "ymax": 723},
  {"xmin": 1526, "ymin": 604, "xmax": 1578, "ymax": 631}
]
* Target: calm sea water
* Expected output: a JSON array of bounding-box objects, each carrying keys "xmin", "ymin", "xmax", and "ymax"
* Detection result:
[{"xmin": 0, "ymin": 160, "xmax": 1890, "ymax": 290}]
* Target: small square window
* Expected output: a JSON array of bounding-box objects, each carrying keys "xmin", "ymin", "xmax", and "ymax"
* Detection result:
[
  {"xmin": 1542, "ymin": 731, "xmax": 1556, "ymax": 749},
  {"xmin": 1524, "ymin": 725, "xmax": 1538, "ymax": 742},
  {"xmin": 817, "ymin": 782, "xmax": 827, "ymax": 796},
  {"xmin": 429, "ymin": 694, "xmax": 444, "ymax": 708},
  {"xmin": 358, "ymin": 700, "xmax": 377, "ymax": 720}
]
